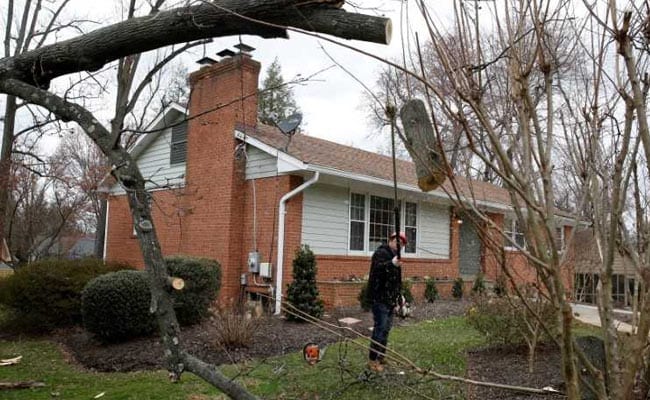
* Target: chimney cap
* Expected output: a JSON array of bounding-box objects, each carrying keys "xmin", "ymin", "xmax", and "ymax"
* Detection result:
[
  {"xmin": 234, "ymin": 43, "xmax": 255, "ymax": 53},
  {"xmin": 217, "ymin": 49, "xmax": 236, "ymax": 58},
  {"xmin": 196, "ymin": 56, "xmax": 218, "ymax": 65}
]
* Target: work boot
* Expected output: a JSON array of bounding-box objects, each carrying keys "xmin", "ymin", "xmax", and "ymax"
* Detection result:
[
  {"xmin": 378, "ymin": 357, "xmax": 388, "ymax": 365},
  {"xmin": 367, "ymin": 360, "xmax": 384, "ymax": 372}
]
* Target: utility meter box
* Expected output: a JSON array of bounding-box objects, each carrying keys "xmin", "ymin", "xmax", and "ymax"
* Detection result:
[
  {"xmin": 259, "ymin": 262, "xmax": 272, "ymax": 278},
  {"xmin": 247, "ymin": 251, "xmax": 260, "ymax": 273}
]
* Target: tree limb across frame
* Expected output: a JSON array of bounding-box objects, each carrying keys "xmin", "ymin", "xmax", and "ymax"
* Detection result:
[{"xmin": 0, "ymin": 0, "xmax": 391, "ymax": 88}]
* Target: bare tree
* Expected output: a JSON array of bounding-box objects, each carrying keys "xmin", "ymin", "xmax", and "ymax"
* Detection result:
[
  {"xmin": 0, "ymin": 0, "xmax": 88, "ymax": 261},
  {"xmin": 0, "ymin": 1, "xmax": 390, "ymax": 398},
  {"xmin": 391, "ymin": 1, "xmax": 649, "ymax": 399}
]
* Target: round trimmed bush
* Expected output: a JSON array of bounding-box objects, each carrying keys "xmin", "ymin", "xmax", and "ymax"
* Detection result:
[
  {"xmin": 0, "ymin": 258, "xmax": 133, "ymax": 332},
  {"xmin": 165, "ymin": 255, "xmax": 221, "ymax": 326},
  {"xmin": 81, "ymin": 270, "xmax": 156, "ymax": 342}
]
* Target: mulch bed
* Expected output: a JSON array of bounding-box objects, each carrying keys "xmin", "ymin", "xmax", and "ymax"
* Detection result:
[
  {"xmin": 52, "ymin": 301, "xmax": 468, "ymax": 373},
  {"xmin": 46, "ymin": 300, "xmax": 570, "ymax": 399}
]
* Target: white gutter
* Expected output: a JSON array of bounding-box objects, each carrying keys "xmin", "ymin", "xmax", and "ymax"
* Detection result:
[{"xmin": 274, "ymin": 171, "xmax": 320, "ymax": 315}]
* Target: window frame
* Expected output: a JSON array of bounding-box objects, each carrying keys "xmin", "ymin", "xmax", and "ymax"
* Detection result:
[
  {"xmin": 503, "ymin": 216, "xmax": 526, "ymax": 251},
  {"xmin": 348, "ymin": 191, "xmax": 418, "ymax": 256}
]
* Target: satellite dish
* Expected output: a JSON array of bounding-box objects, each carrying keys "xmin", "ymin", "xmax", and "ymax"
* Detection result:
[{"xmin": 277, "ymin": 113, "xmax": 302, "ymax": 136}]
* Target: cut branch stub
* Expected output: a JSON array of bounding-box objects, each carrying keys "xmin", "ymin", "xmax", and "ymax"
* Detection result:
[
  {"xmin": 168, "ymin": 277, "xmax": 185, "ymax": 291},
  {"xmin": 399, "ymin": 99, "xmax": 446, "ymax": 191}
]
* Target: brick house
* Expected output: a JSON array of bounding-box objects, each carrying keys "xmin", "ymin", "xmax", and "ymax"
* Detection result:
[{"xmin": 104, "ymin": 52, "xmax": 575, "ymax": 310}]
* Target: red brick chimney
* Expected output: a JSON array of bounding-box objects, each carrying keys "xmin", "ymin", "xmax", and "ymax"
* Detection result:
[{"xmin": 183, "ymin": 54, "xmax": 261, "ymax": 305}]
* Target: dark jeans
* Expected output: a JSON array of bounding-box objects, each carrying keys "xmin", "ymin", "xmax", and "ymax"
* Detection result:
[{"xmin": 369, "ymin": 302, "xmax": 394, "ymax": 361}]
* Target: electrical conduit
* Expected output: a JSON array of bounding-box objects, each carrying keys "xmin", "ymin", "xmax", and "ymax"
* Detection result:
[{"xmin": 274, "ymin": 171, "xmax": 319, "ymax": 315}]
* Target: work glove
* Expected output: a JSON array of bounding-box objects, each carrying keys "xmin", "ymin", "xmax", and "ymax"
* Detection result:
[{"xmin": 392, "ymin": 256, "xmax": 402, "ymax": 267}]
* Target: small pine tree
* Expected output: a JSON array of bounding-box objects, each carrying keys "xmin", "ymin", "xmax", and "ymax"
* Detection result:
[
  {"xmin": 285, "ymin": 245, "xmax": 324, "ymax": 321},
  {"xmin": 258, "ymin": 58, "xmax": 300, "ymax": 125},
  {"xmin": 471, "ymin": 272, "xmax": 486, "ymax": 296},
  {"xmin": 424, "ymin": 278, "xmax": 439, "ymax": 303},
  {"xmin": 452, "ymin": 277, "xmax": 464, "ymax": 299}
]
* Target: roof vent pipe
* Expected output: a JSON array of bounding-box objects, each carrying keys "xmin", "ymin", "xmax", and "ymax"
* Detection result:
[{"xmin": 274, "ymin": 171, "xmax": 320, "ymax": 315}]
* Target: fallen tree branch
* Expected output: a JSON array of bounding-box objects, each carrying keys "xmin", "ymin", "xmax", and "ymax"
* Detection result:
[
  {"xmin": 0, "ymin": 356, "xmax": 22, "ymax": 366},
  {"xmin": 0, "ymin": 0, "xmax": 390, "ymax": 88},
  {"xmin": 0, "ymin": 381, "xmax": 46, "ymax": 390}
]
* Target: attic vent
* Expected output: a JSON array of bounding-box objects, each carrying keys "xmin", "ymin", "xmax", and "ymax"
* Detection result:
[{"xmin": 170, "ymin": 121, "xmax": 188, "ymax": 165}]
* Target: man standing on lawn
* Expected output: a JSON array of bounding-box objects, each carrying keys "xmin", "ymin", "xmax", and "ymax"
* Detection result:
[{"xmin": 366, "ymin": 231, "xmax": 405, "ymax": 372}]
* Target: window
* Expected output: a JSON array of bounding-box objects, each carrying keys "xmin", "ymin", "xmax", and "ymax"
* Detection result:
[
  {"xmin": 612, "ymin": 274, "xmax": 626, "ymax": 305},
  {"xmin": 348, "ymin": 193, "xmax": 418, "ymax": 254},
  {"xmin": 170, "ymin": 121, "xmax": 187, "ymax": 165},
  {"xmin": 349, "ymin": 193, "xmax": 365, "ymax": 251},
  {"xmin": 404, "ymin": 202, "xmax": 417, "ymax": 253},
  {"xmin": 369, "ymin": 195, "xmax": 395, "ymax": 251},
  {"xmin": 504, "ymin": 216, "xmax": 525, "ymax": 249},
  {"xmin": 574, "ymin": 273, "xmax": 598, "ymax": 304}
]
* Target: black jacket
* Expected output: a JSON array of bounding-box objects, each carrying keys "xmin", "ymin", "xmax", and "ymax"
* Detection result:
[{"xmin": 367, "ymin": 244, "xmax": 402, "ymax": 307}]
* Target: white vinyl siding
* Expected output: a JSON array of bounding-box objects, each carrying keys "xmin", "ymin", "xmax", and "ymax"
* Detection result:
[
  {"xmin": 111, "ymin": 125, "xmax": 185, "ymax": 194},
  {"xmin": 301, "ymin": 184, "xmax": 349, "ymax": 255},
  {"xmin": 418, "ymin": 202, "xmax": 450, "ymax": 258},
  {"xmin": 301, "ymin": 184, "xmax": 450, "ymax": 259},
  {"xmin": 245, "ymin": 146, "xmax": 278, "ymax": 179}
]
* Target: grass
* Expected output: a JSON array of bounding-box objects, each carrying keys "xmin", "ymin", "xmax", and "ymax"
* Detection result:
[
  {"xmin": 0, "ymin": 314, "xmax": 604, "ymax": 400},
  {"xmin": 0, "ymin": 317, "xmax": 484, "ymax": 400},
  {"xmin": 225, "ymin": 317, "xmax": 485, "ymax": 400}
]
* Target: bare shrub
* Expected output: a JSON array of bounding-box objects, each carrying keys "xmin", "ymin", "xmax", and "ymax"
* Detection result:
[{"xmin": 213, "ymin": 309, "xmax": 260, "ymax": 349}]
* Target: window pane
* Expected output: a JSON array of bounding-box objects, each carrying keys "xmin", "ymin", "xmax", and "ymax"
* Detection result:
[
  {"xmin": 404, "ymin": 202, "xmax": 417, "ymax": 254},
  {"xmin": 405, "ymin": 202, "xmax": 417, "ymax": 226},
  {"xmin": 350, "ymin": 221, "xmax": 365, "ymax": 251},
  {"xmin": 350, "ymin": 193, "xmax": 365, "ymax": 221},
  {"xmin": 369, "ymin": 195, "xmax": 394, "ymax": 250},
  {"xmin": 405, "ymin": 227, "xmax": 416, "ymax": 253}
]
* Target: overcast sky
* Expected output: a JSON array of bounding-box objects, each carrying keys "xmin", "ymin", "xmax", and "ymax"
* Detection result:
[{"xmin": 3, "ymin": 1, "xmax": 458, "ymax": 153}]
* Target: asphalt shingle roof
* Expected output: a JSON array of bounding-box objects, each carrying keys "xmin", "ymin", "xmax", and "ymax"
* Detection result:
[{"xmin": 239, "ymin": 123, "xmax": 513, "ymax": 208}]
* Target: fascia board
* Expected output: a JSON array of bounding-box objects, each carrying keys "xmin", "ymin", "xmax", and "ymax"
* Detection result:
[{"xmin": 234, "ymin": 130, "xmax": 307, "ymax": 172}]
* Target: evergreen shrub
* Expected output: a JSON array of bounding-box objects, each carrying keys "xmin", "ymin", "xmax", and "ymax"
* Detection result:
[
  {"xmin": 0, "ymin": 258, "xmax": 131, "ymax": 332},
  {"xmin": 81, "ymin": 270, "xmax": 155, "ymax": 342},
  {"xmin": 424, "ymin": 278, "xmax": 439, "ymax": 303},
  {"xmin": 452, "ymin": 277, "xmax": 464, "ymax": 299},
  {"xmin": 285, "ymin": 245, "xmax": 324, "ymax": 321},
  {"xmin": 166, "ymin": 255, "xmax": 221, "ymax": 326}
]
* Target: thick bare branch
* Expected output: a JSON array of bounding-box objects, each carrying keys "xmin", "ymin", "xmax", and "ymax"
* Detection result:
[{"xmin": 0, "ymin": 0, "xmax": 391, "ymax": 88}]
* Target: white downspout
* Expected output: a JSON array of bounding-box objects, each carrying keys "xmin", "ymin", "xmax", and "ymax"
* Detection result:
[{"xmin": 274, "ymin": 171, "xmax": 319, "ymax": 315}]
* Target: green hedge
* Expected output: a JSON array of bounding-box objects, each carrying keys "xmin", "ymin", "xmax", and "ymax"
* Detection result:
[
  {"xmin": 81, "ymin": 255, "xmax": 221, "ymax": 342},
  {"xmin": 81, "ymin": 270, "xmax": 156, "ymax": 342},
  {"xmin": 0, "ymin": 258, "xmax": 132, "ymax": 332},
  {"xmin": 166, "ymin": 256, "xmax": 221, "ymax": 326}
]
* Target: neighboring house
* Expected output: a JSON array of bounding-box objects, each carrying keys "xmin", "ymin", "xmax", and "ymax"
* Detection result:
[
  {"xmin": 68, "ymin": 236, "xmax": 95, "ymax": 259},
  {"xmin": 104, "ymin": 52, "xmax": 575, "ymax": 310},
  {"xmin": 572, "ymin": 229, "xmax": 636, "ymax": 307}
]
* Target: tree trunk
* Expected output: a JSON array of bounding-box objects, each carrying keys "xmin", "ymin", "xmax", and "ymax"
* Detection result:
[{"xmin": 0, "ymin": 96, "xmax": 17, "ymax": 258}]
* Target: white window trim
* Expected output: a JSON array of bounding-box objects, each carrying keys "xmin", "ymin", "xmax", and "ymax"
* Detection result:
[
  {"xmin": 503, "ymin": 216, "xmax": 525, "ymax": 251},
  {"xmin": 347, "ymin": 191, "xmax": 419, "ymax": 257},
  {"xmin": 347, "ymin": 192, "xmax": 367, "ymax": 255}
]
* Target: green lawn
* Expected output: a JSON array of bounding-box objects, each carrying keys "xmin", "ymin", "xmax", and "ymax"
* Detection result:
[{"xmin": 0, "ymin": 317, "xmax": 484, "ymax": 400}]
